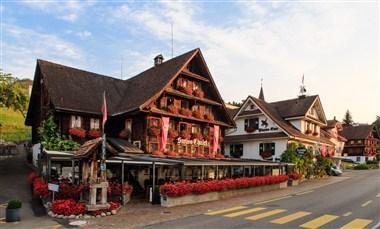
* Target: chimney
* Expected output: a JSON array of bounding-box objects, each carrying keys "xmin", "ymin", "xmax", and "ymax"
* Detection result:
[{"xmin": 154, "ymin": 54, "xmax": 164, "ymax": 66}]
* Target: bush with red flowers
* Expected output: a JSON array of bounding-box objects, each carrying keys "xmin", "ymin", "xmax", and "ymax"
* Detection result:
[
  {"xmin": 27, "ymin": 171, "xmax": 39, "ymax": 184},
  {"xmin": 57, "ymin": 182, "xmax": 86, "ymax": 199},
  {"xmin": 51, "ymin": 199, "xmax": 86, "ymax": 216},
  {"xmin": 88, "ymin": 129, "xmax": 102, "ymax": 138},
  {"xmin": 68, "ymin": 128, "xmax": 86, "ymax": 138},
  {"xmin": 288, "ymin": 172, "xmax": 301, "ymax": 180},
  {"xmin": 108, "ymin": 182, "xmax": 133, "ymax": 196},
  {"xmin": 33, "ymin": 177, "xmax": 50, "ymax": 197},
  {"xmin": 160, "ymin": 175, "xmax": 289, "ymax": 197}
]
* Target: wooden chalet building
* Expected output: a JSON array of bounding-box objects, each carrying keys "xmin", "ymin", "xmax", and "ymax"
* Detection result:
[
  {"xmin": 26, "ymin": 49, "xmax": 234, "ymax": 158},
  {"xmin": 321, "ymin": 118, "xmax": 347, "ymax": 157},
  {"xmin": 225, "ymin": 86, "xmax": 335, "ymax": 161},
  {"xmin": 340, "ymin": 124, "xmax": 379, "ymax": 163}
]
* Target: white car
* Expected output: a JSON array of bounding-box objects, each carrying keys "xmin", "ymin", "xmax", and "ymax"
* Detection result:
[{"xmin": 331, "ymin": 165, "xmax": 342, "ymax": 176}]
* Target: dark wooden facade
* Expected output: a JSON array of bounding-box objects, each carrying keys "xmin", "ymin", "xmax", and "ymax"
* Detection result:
[{"xmin": 341, "ymin": 124, "xmax": 379, "ymax": 158}]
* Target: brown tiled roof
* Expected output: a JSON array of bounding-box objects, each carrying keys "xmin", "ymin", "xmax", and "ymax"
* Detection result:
[
  {"xmin": 226, "ymin": 108, "xmax": 239, "ymax": 119},
  {"xmin": 340, "ymin": 124, "xmax": 376, "ymax": 140},
  {"xmin": 225, "ymin": 132, "xmax": 288, "ymax": 143},
  {"xmin": 238, "ymin": 109, "xmax": 262, "ymax": 116},
  {"xmin": 269, "ymin": 95, "xmax": 318, "ymax": 118},
  {"xmin": 74, "ymin": 138, "xmax": 102, "ymax": 158},
  {"xmin": 35, "ymin": 49, "xmax": 198, "ymax": 116},
  {"xmin": 326, "ymin": 119, "xmax": 338, "ymax": 128}
]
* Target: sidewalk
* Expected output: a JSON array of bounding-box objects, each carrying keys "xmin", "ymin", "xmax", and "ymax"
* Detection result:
[{"xmin": 87, "ymin": 175, "xmax": 349, "ymax": 229}]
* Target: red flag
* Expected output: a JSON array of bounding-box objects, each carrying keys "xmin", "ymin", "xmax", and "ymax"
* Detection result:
[
  {"xmin": 160, "ymin": 117, "xmax": 170, "ymax": 152},
  {"xmin": 102, "ymin": 92, "xmax": 107, "ymax": 130}
]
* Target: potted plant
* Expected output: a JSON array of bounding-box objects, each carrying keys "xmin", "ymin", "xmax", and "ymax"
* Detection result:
[{"xmin": 6, "ymin": 199, "xmax": 22, "ymax": 222}]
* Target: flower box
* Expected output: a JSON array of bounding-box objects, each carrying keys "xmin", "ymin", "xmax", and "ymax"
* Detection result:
[
  {"xmin": 152, "ymin": 150, "xmax": 164, "ymax": 157},
  {"xmin": 192, "ymin": 111, "xmax": 203, "ymax": 119},
  {"xmin": 88, "ymin": 129, "xmax": 102, "ymax": 138},
  {"xmin": 167, "ymin": 105, "xmax": 179, "ymax": 115},
  {"xmin": 148, "ymin": 126, "xmax": 161, "ymax": 137},
  {"xmin": 167, "ymin": 151, "xmax": 179, "ymax": 157},
  {"xmin": 118, "ymin": 128, "xmax": 131, "ymax": 139},
  {"xmin": 191, "ymin": 132, "xmax": 203, "ymax": 140},
  {"xmin": 193, "ymin": 89, "xmax": 204, "ymax": 98},
  {"xmin": 180, "ymin": 108, "xmax": 192, "ymax": 117},
  {"xmin": 312, "ymin": 131, "xmax": 319, "ymax": 136},
  {"xmin": 305, "ymin": 129, "xmax": 313, "ymax": 134},
  {"xmin": 177, "ymin": 86, "xmax": 193, "ymax": 95},
  {"xmin": 160, "ymin": 177, "xmax": 289, "ymax": 207},
  {"xmin": 204, "ymin": 113, "xmax": 214, "ymax": 121},
  {"xmin": 69, "ymin": 128, "xmax": 86, "ymax": 138},
  {"xmin": 245, "ymin": 127, "xmax": 256, "ymax": 133}
]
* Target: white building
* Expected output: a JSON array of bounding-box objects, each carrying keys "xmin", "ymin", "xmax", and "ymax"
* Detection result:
[{"xmin": 225, "ymin": 87, "xmax": 334, "ymax": 161}]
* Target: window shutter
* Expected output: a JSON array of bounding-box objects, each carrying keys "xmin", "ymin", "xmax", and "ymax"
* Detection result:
[
  {"xmin": 244, "ymin": 119, "xmax": 248, "ymax": 130},
  {"xmin": 271, "ymin": 143, "xmax": 275, "ymax": 155},
  {"xmin": 230, "ymin": 145, "xmax": 234, "ymax": 153},
  {"xmin": 259, "ymin": 143, "xmax": 263, "ymax": 153},
  {"xmin": 254, "ymin": 118, "xmax": 259, "ymax": 129}
]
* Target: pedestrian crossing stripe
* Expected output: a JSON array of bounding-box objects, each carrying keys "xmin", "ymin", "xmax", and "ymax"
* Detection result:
[
  {"xmin": 361, "ymin": 200, "xmax": 372, "ymax": 207},
  {"xmin": 300, "ymin": 214, "xmax": 339, "ymax": 229},
  {"xmin": 340, "ymin": 218, "xmax": 373, "ymax": 229},
  {"xmin": 0, "ymin": 203, "xmax": 7, "ymax": 208},
  {"xmin": 245, "ymin": 209, "xmax": 286, "ymax": 221},
  {"xmin": 224, "ymin": 207, "xmax": 266, "ymax": 218},
  {"xmin": 376, "ymin": 193, "xmax": 380, "ymax": 197},
  {"xmin": 270, "ymin": 211, "xmax": 311, "ymax": 224},
  {"xmin": 0, "ymin": 218, "xmax": 5, "ymax": 224},
  {"xmin": 205, "ymin": 206, "xmax": 247, "ymax": 215}
]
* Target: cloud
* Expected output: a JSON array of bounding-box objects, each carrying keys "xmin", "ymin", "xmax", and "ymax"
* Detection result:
[
  {"xmin": 21, "ymin": 0, "xmax": 94, "ymax": 22},
  {"xmin": 111, "ymin": 1, "xmax": 378, "ymax": 122},
  {"xmin": 76, "ymin": 30, "xmax": 92, "ymax": 40},
  {"xmin": 1, "ymin": 24, "xmax": 85, "ymax": 78}
]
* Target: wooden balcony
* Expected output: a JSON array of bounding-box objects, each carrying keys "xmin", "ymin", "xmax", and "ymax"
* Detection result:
[{"xmin": 165, "ymin": 88, "xmax": 222, "ymax": 107}]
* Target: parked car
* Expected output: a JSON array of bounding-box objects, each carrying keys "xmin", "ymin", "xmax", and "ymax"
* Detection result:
[{"xmin": 331, "ymin": 165, "xmax": 343, "ymax": 176}]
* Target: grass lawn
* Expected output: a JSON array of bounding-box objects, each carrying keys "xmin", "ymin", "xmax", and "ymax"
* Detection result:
[{"xmin": 0, "ymin": 107, "xmax": 31, "ymax": 142}]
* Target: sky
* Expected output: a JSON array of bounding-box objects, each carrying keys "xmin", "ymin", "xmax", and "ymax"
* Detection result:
[{"xmin": 1, "ymin": 1, "xmax": 379, "ymax": 123}]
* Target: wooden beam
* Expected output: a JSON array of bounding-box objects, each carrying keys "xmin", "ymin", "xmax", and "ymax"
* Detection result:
[{"xmin": 181, "ymin": 70, "xmax": 210, "ymax": 83}]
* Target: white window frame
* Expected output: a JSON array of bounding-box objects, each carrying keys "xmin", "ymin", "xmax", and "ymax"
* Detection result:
[
  {"xmin": 90, "ymin": 118, "xmax": 100, "ymax": 130},
  {"xmin": 70, "ymin": 115, "xmax": 82, "ymax": 128}
]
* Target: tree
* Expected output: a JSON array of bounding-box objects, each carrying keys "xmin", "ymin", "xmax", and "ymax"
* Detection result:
[
  {"xmin": 373, "ymin": 116, "xmax": 380, "ymax": 161},
  {"xmin": 342, "ymin": 109, "xmax": 353, "ymax": 125},
  {"xmin": 0, "ymin": 70, "xmax": 29, "ymax": 117}
]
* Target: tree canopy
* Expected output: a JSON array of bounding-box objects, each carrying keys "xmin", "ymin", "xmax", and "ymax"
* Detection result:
[
  {"xmin": 342, "ymin": 109, "xmax": 354, "ymax": 125},
  {"xmin": 0, "ymin": 70, "xmax": 30, "ymax": 118}
]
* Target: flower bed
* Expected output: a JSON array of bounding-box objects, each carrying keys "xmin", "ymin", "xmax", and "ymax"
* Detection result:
[
  {"xmin": 160, "ymin": 175, "xmax": 289, "ymax": 207},
  {"xmin": 51, "ymin": 199, "xmax": 86, "ymax": 216}
]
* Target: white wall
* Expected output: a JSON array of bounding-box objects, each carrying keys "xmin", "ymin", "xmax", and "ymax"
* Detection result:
[
  {"xmin": 289, "ymin": 120, "xmax": 302, "ymax": 132},
  {"xmin": 226, "ymin": 139, "xmax": 288, "ymax": 161},
  {"xmin": 32, "ymin": 143, "xmax": 41, "ymax": 167}
]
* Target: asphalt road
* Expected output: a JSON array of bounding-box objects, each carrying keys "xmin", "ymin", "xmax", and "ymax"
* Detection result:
[{"xmin": 146, "ymin": 170, "xmax": 380, "ymax": 229}]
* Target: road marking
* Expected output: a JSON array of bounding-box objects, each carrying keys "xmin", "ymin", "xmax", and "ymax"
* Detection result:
[
  {"xmin": 377, "ymin": 193, "xmax": 380, "ymax": 197},
  {"xmin": 33, "ymin": 225, "xmax": 61, "ymax": 229},
  {"xmin": 0, "ymin": 203, "xmax": 7, "ymax": 208},
  {"xmin": 343, "ymin": 212, "xmax": 352, "ymax": 217},
  {"xmin": 255, "ymin": 196, "xmax": 292, "ymax": 205},
  {"xmin": 296, "ymin": 190, "xmax": 314, "ymax": 196},
  {"xmin": 245, "ymin": 209, "xmax": 286, "ymax": 221},
  {"xmin": 224, "ymin": 207, "xmax": 266, "ymax": 218},
  {"xmin": 300, "ymin": 214, "xmax": 339, "ymax": 229},
  {"xmin": 270, "ymin": 211, "xmax": 311, "ymax": 224},
  {"xmin": 205, "ymin": 206, "xmax": 247, "ymax": 215},
  {"xmin": 361, "ymin": 200, "xmax": 372, "ymax": 207},
  {"xmin": 340, "ymin": 218, "xmax": 372, "ymax": 229},
  {"xmin": 0, "ymin": 217, "xmax": 5, "ymax": 224}
]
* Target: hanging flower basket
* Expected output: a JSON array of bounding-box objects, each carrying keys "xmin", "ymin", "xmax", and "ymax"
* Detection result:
[
  {"xmin": 313, "ymin": 131, "xmax": 319, "ymax": 136},
  {"xmin": 88, "ymin": 129, "xmax": 102, "ymax": 138},
  {"xmin": 192, "ymin": 111, "xmax": 203, "ymax": 119},
  {"xmin": 168, "ymin": 129, "xmax": 178, "ymax": 139},
  {"xmin": 180, "ymin": 130, "xmax": 190, "ymax": 139},
  {"xmin": 204, "ymin": 113, "xmax": 214, "ymax": 121},
  {"xmin": 260, "ymin": 151, "xmax": 273, "ymax": 159},
  {"xmin": 119, "ymin": 128, "xmax": 131, "ymax": 139},
  {"xmin": 148, "ymin": 126, "xmax": 161, "ymax": 136},
  {"xmin": 167, "ymin": 105, "xmax": 179, "ymax": 114},
  {"xmin": 193, "ymin": 89, "xmax": 204, "ymax": 98},
  {"xmin": 180, "ymin": 108, "xmax": 192, "ymax": 117},
  {"xmin": 68, "ymin": 128, "xmax": 86, "ymax": 138},
  {"xmin": 245, "ymin": 127, "xmax": 256, "ymax": 133}
]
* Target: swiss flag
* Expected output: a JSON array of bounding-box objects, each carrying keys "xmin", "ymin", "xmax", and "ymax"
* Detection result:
[{"xmin": 102, "ymin": 92, "xmax": 107, "ymax": 130}]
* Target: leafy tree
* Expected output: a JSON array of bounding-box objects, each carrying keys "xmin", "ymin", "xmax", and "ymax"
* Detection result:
[
  {"xmin": 342, "ymin": 109, "xmax": 353, "ymax": 125},
  {"xmin": 373, "ymin": 116, "xmax": 380, "ymax": 161},
  {"xmin": 227, "ymin": 101, "xmax": 243, "ymax": 107},
  {"xmin": 38, "ymin": 115, "xmax": 79, "ymax": 151},
  {"xmin": 0, "ymin": 70, "xmax": 29, "ymax": 117}
]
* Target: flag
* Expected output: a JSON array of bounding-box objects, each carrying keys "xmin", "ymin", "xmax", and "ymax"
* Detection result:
[
  {"xmin": 212, "ymin": 125, "xmax": 220, "ymax": 157},
  {"xmin": 102, "ymin": 91, "xmax": 107, "ymax": 130},
  {"xmin": 160, "ymin": 117, "xmax": 170, "ymax": 152}
]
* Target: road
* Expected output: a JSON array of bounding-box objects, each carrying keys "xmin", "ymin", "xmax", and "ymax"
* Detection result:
[{"xmin": 146, "ymin": 170, "xmax": 380, "ymax": 229}]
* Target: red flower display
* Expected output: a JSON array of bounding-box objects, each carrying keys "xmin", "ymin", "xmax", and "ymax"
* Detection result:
[
  {"xmin": 288, "ymin": 172, "xmax": 301, "ymax": 180},
  {"xmin": 167, "ymin": 151, "xmax": 179, "ymax": 157},
  {"xmin": 193, "ymin": 89, "xmax": 204, "ymax": 98},
  {"xmin": 168, "ymin": 129, "xmax": 179, "ymax": 139},
  {"xmin": 192, "ymin": 110, "xmax": 203, "ymax": 119},
  {"xmin": 204, "ymin": 113, "xmax": 214, "ymax": 121},
  {"xmin": 180, "ymin": 130, "xmax": 190, "ymax": 139},
  {"xmin": 167, "ymin": 105, "xmax": 179, "ymax": 115},
  {"xmin": 33, "ymin": 177, "xmax": 50, "ymax": 197},
  {"xmin": 108, "ymin": 182, "xmax": 133, "ymax": 196},
  {"xmin": 152, "ymin": 150, "xmax": 164, "ymax": 157},
  {"xmin": 69, "ymin": 128, "xmax": 86, "ymax": 138},
  {"xmin": 148, "ymin": 126, "xmax": 161, "ymax": 136},
  {"xmin": 160, "ymin": 175, "xmax": 289, "ymax": 197},
  {"xmin": 88, "ymin": 129, "xmax": 102, "ymax": 138},
  {"xmin": 180, "ymin": 108, "xmax": 192, "ymax": 117},
  {"xmin": 51, "ymin": 199, "xmax": 86, "ymax": 216},
  {"xmin": 57, "ymin": 182, "xmax": 86, "ymax": 199},
  {"xmin": 27, "ymin": 171, "xmax": 39, "ymax": 184},
  {"xmin": 191, "ymin": 132, "xmax": 203, "ymax": 140}
]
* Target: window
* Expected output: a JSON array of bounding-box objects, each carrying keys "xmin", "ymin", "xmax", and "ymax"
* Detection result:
[
  {"xmin": 259, "ymin": 143, "xmax": 275, "ymax": 159},
  {"xmin": 70, "ymin": 115, "xmax": 82, "ymax": 128},
  {"xmin": 193, "ymin": 81, "xmax": 200, "ymax": 91},
  {"xmin": 125, "ymin": 119, "xmax": 132, "ymax": 130},
  {"xmin": 191, "ymin": 124, "xmax": 201, "ymax": 134},
  {"xmin": 244, "ymin": 118, "xmax": 259, "ymax": 132},
  {"xmin": 205, "ymin": 106, "xmax": 212, "ymax": 115},
  {"xmin": 358, "ymin": 140, "xmax": 362, "ymax": 144},
  {"xmin": 90, "ymin": 118, "xmax": 100, "ymax": 130},
  {"xmin": 148, "ymin": 117, "xmax": 160, "ymax": 127},
  {"xmin": 192, "ymin": 104, "xmax": 199, "ymax": 112},
  {"xmin": 230, "ymin": 144, "xmax": 243, "ymax": 158},
  {"xmin": 181, "ymin": 100, "xmax": 189, "ymax": 109}
]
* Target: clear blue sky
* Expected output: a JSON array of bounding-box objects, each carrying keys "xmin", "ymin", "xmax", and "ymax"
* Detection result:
[{"xmin": 1, "ymin": 1, "xmax": 378, "ymax": 123}]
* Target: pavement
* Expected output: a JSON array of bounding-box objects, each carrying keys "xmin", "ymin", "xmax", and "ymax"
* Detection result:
[{"xmin": 144, "ymin": 169, "xmax": 380, "ymax": 229}]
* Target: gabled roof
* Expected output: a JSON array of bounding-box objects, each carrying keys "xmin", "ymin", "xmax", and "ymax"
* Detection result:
[
  {"xmin": 270, "ymin": 95, "xmax": 318, "ymax": 118},
  {"xmin": 340, "ymin": 124, "xmax": 378, "ymax": 140}
]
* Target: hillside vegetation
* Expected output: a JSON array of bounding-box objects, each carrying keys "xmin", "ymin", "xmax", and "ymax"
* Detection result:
[{"xmin": 0, "ymin": 107, "xmax": 31, "ymax": 142}]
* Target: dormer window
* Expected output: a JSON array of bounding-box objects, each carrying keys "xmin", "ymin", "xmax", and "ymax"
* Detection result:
[
  {"xmin": 244, "ymin": 118, "xmax": 259, "ymax": 133},
  {"xmin": 70, "ymin": 115, "xmax": 82, "ymax": 128},
  {"xmin": 90, "ymin": 118, "xmax": 100, "ymax": 130},
  {"xmin": 250, "ymin": 104, "xmax": 255, "ymax": 110}
]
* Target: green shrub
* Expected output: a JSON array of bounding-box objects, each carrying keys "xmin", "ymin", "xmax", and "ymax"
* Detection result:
[
  {"xmin": 7, "ymin": 199, "xmax": 22, "ymax": 209},
  {"xmin": 353, "ymin": 164, "xmax": 369, "ymax": 170}
]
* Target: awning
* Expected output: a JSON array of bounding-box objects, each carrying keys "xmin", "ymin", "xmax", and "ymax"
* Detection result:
[{"xmin": 108, "ymin": 137, "xmax": 144, "ymax": 154}]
